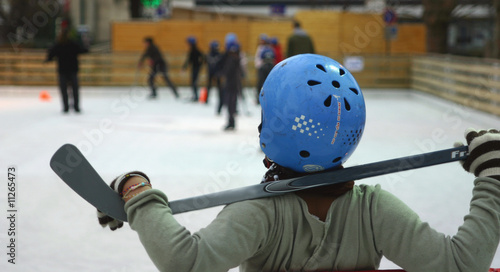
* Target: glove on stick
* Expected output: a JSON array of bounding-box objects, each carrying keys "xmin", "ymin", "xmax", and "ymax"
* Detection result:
[{"xmin": 455, "ymin": 128, "xmax": 500, "ymax": 181}]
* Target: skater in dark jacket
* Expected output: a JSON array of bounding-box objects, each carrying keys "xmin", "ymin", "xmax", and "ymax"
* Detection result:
[
  {"xmin": 206, "ymin": 40, "xmax": 222, "ymax": 107},
  {"xmin": 255, "ymin": 44, "xmax": 276, "ymax": 105},
  {"xmin": 182, "ymin": 36, "xmax": 205, "ymax": 102},
  {"xmin": 219, "ymin": 42, "xmax": 243, "ymax": 130},
  {"xmin": 138, "ymin": 37, "xmax": 178, "ymax": 99},
  {"xmin": 46, "ymin": 28, "xmax": 88, "ymax": 113},
  {"xmin": 287, "ymin": 21, "xmax": 315, "ymax": 57}
]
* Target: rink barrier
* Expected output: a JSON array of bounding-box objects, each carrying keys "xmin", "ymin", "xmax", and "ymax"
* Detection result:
[
  {"xmin": 0, "ymin": 51, "xmax": 191, "ymax": 87},
  {"xmin": 412, "ymin": 54, "xmax": 500, "ymax": 116},
  {"xmin": 1, "ymin": 50, "xmax": 499, "ymax": 117},
  {"xmin": 0, "ymin": 51, "xmax": 411, "ymax": 89}
]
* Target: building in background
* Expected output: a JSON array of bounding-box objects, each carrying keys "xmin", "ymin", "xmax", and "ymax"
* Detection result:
[
  {"xmin": 0, "ymin": 0, "xmax": 498, "ymax": 57},
  {"xmin": 66, "ymin": 0, "xmax": 130, "ymax": 44}
]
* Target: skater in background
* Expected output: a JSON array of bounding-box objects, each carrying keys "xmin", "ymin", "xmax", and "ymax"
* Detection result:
[
  {"xmin": 98, "ymin": 54, "xmax": 500, "ymax": 272},
  {"xmin": 219, "ymin": 41, "xmax": 244, "ymax": 131},
  {"xmin": 138, "ymin": 37, "xmax": 179, "ymax": 99},
  {"xmin": 255, "ymin": 43, "xmax": 276, "ymax": 105},
  {"xmin": 45, "ymin": 28, "xmax": 88, "ymax": 113},
  {"xmin": 287, "ymin": 20, "xmax": 315, "ymax": 57},
  {"xmin": 270, "ymin": 37, "xmax": 284, "ymax": 64},
  {"xmin": 182, "ymin": 36, "xmax": 205, "ymax": 102},
  {"xmin": 215, "ymin": 33, "xmax": 247, "ymax": 116},
  {"xmin": 253, "ymin": 34, "xmax": 268, "ymax": 104},
  {"xmin": 205, "ymin": 40, "xmax": 222, "ymax": 106}
]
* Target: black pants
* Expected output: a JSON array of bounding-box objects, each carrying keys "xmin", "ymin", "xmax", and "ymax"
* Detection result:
[
  {"xmin": 207, "ymin": 72, "xmax": 221, "ymax": 106},
  {"xmin": 190, "ymin": 65, "xmax": 201, "ymax": 100},
  {"xmin": 149, "ymin": 61, "xmax": 178, "ymax": 97},
  {"xmin": 225, "ymin": 89, "xmax": 238, "ymax": 128},
  {"xmin": 58, "ymin": 72, "xmax": 79, "ymax": 111}
]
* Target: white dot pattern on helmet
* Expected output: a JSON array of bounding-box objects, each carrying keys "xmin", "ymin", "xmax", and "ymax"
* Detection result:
[{"xmin": 291, "ymin": 115, "xmax": 324, "ymax": 138}]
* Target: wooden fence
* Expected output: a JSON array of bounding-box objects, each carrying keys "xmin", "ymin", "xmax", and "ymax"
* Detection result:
[
  {"xmin": 412, "ymin": 54, "xmax": 500, "ymax": 116},
  {"xmin": 2, "ymin": 51, "xmax": 500, "ymax": 116},
  {"xmin": 0, "ymin": 51, "xmax": 412, "ymax": 89},
  {"xmin": 330, "ymin": 54, "xmax": 412, "ymax": 88},
  {"xmin": 111, "ymin": 11, "xmax": 427, "ymax": 56},
  {"xmin": 0, "ymin": 51, "xmax": 189, "ymax": 87}
]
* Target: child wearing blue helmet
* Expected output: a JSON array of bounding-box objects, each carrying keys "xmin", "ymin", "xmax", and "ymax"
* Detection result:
[{"xmin": 99, "ymin": 54, "xmax": 500, "ymax": 272}]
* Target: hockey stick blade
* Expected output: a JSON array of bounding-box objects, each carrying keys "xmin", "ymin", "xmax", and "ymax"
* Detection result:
[
  {"xmin": 50, "ymin": 144, "xmax": 128, "ymax": 222},
  {"xmin": 50, "ymin": 144, "xmax": 468, "ymax": 220}
]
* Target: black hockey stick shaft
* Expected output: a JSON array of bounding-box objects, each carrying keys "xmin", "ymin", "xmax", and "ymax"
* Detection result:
[
  {"xmin": 50, "ymin": 144, "xmax": 468, "ymax": 220},
  {"xmin": 168, "ymin": 145, "xmax": 469, "ymax": 213}
]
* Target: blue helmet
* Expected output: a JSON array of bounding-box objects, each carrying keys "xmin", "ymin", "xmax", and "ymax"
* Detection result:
[
  {"xmin": 224, "ymin": 33, "xmax": 238, "ymax": 49},
  {"xmin": 187, "ymin": 36, "xmax": 196, "ymax": 45},
  {"xmin": 210, "ymin": 40, "xmax": 219, "ymax": 50},
  {"xmin": 259, "ymin": 54, "xmax": 366, "ymax": 173},
  {"xmin": 259, "ymin": 33, "xmax": 268, "ymax": 42}
]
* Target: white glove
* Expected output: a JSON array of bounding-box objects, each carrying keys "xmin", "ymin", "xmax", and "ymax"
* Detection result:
[
  {"xmin": 97, "ymin": 171, "xmax": 151, "ymax": 231},
  {"xmin": 454, "ymin": 128, "xmax": 500, "ymax": 180}
]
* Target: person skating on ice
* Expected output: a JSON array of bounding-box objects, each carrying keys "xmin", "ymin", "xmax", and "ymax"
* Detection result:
[
  {"xmin": 219, "ymin": 41, "xmax": 244, "ymax": 131},
  {"xmin": 98, "ymin": 54, "xmax": 500, "ymax": 272},
  {"xmin": 205, "ymin": 40, "xmax": 223, "ymax": 106},
  {"xmin": 270, "ymin": 37, "xmax": 284, "ymax": 64},
  {"xmin": 138, "ymin": 37, "xmax": 179, "ymax": 99},
  {"xmin": 255, "ymin": 41, "xmax": 276, "ymax": 105},
  {"xmin": 287, "ymin": 21, "xmax": 315, "ymax": 57},
  {"xmin": 182, "ymin": 36, "xmax": 205, "ymax": 102}
]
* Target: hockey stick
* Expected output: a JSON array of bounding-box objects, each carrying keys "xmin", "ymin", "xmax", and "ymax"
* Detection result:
[{"xmin": 50, "ymin": 144, "xmax": 468, "ymax": 222}]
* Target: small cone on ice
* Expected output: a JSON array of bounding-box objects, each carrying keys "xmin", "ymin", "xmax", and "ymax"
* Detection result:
[
  {"xmin": 199, "ymin": 87, "xmax": 207, "ymax": 103},
  {"xmin": 39, "ymin": 90, "xmax": 51, "ymax": 101}
]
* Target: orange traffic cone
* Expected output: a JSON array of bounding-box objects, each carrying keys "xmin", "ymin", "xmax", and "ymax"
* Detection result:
[
  {"xmin": 39, "ymin": 90, "xmax": 51, "ymax": 102},
  {"xmin": 199, "ymin": 87, "xmax": 207, "ymax": 103}
]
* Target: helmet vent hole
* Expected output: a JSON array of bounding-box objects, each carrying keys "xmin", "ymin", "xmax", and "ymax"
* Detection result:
[
  {"xmin": 349, "ymin": 87, "xmax": 359, "ymax": 95},
  {"xmin": 339, "ymin": 69, "xmax": 345, "ymax": 76},
  {"xmin": 332, "ymin": 157, "xmax": 341, "ymax": 163},
  {"xmin": 332, "ymin": 81, "xmax": 340, "ymax": 88},
  {"xmin": 324, "ymin": 95, "xmax": 332, "ymax": 107},
  {"xmin": 344, "ymin": 98, "xmax": 351, "ymax": 111},
  {"xmin": 316, "ymin": 64, "xmax": 327, "ymax": 72},
  {"xmin": 308, "ymin": 80, "xmax": 321, "ymax": 86},
  {"xmin": 299, "ymin": 150, "xmax": 310, "ymax": 158}
]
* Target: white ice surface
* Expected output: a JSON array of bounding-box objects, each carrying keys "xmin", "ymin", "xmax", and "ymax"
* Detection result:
[{"xmin": 0, "ymin": 85, "xmax": 499, "ymax": 272}]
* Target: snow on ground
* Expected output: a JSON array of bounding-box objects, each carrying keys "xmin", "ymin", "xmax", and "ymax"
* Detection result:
[{"xmin": 0, "ymin": 85, "xmax": 499, "ymax": 272}]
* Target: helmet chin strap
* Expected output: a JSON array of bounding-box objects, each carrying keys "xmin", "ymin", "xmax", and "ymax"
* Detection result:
[
  {"xmin": 261, "ymin": 156, "xmax": 307, "ymax": 183},
  {"xmin": 261, "ymin": 157, "xmax": 354, "ymax": 197}
]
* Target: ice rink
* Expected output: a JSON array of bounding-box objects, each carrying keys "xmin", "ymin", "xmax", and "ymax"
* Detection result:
[{"xmin": 0, "ymin": 84, "xmax": 499, "ymax": 272}]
